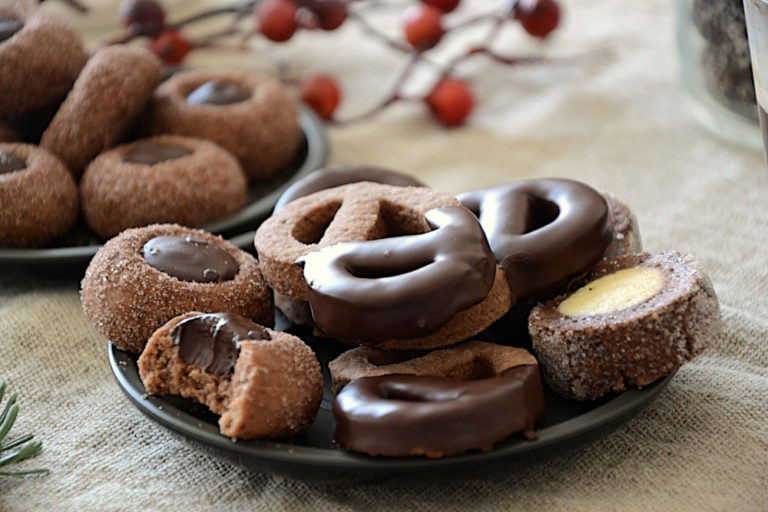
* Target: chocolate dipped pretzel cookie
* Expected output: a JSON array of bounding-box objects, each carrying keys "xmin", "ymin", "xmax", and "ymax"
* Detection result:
[
  {"xmin": 332, "ymin": 341, "xmax": 545, "ymax": 457},
  {"xmin": 255, "ymin": 182, "xmax": 512, "ymax": 349},
  {"xmin": 139, "ymin": 312, "xmax": 323, "ymax": 439},
  {"xmin": 529, "ymin": 251, "xmax": 721, "ymax": 401}
]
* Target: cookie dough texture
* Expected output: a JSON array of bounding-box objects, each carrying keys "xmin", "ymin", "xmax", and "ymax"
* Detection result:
[
  {"xmin": 139, "ymin": 312, "xmax": 323, "ymax": 439},
  {"xmin": 146, "ymin": 69, "xmax": 302, "ymax": 181},
  {"xmin": 0, "ymin": 0, "xmax": 87, "ymax": 115},
  {"xmin": 81, "ymin": 224, "xmax": 274, "ymax": 354},
  {"xmin": 0, "ymin": 143, "xmax": 78, "ymax": 247},
  {"xmin": 529, "ymin": 251, "xmax": 721, "ymax": 401},
  {"xmin": 41, "ymin": 45, "xmax": 163, "ymax": 177}
]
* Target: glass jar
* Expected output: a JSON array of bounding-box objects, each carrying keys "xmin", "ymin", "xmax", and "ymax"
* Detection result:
[{"xmin": 675, "ymin": 0, "xmax": 763, "ymax": 150}]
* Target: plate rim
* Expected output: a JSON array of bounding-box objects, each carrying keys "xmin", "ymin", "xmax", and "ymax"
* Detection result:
[
  {"xmin": 109, "ymin": 342, "xmax": 674, "ymax": 472},
  {"xmin": 0, "ymin": 106, "xmax": 328, "ymax": 264}
]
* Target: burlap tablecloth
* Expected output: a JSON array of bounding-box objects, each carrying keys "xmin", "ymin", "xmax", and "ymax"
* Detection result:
[{"xmin": 2, "ymin": 0, "xmax": 767, "ymax": 510}]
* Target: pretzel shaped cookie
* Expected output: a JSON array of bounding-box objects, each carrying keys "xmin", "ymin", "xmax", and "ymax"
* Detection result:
[
  {"xmin": 255, "ymin": 182, "xmax": 465, "ymax": 301},
  {"xmin": 300, "ymin": 206, "xmax": 496, "ymax": 341},
  {"xmin": 254, "ymin": 182, "xmax": 512, "ymax": 348},
  {"xmin": 458, "ymin": 178, "xmax": 614, "ymax": 302}
]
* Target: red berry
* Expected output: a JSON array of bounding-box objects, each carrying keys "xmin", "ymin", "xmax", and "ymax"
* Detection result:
[
  {"xmin": 513, "ymin": 0, "xmax": 560, "ymax": 38},
  {"xmin": 421, "ymin": 0, "xmax": 460, "ymax": 14},
  {"xmin": 402, "ymin": 5, "xmax": 444, "ymax": 51},
  {"xmin": 300, "ymin": 74, "xmax": 341, "ymax": 120},
  {"xmin": 119, "ymin": 0, "xmax": 166, "ymax": 37},
  {"xmin": 148, "ymin": 29, "xmax": 191, "ymax": 65},
  {"xmin": 256, "ymin": 0, "xmax": 298, "ymax": 43},
  {"xmin": 425, "ymin": 78, "xmax": 474, "ymax": 127},
  {"xmin": 298, "ymin": 0, "xmax": 348, "ymax": 30}
]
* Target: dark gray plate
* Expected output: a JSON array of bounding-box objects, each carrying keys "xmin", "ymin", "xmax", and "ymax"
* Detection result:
[
  {"xmin": 0, "ymin": 106, "xmax": 328, "ymax": 266},
  {"xmin": 108, "ymin": 317, "xmax": 675, "ymax": 484}
]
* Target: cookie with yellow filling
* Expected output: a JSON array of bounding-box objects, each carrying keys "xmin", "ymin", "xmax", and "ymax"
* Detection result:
[{"xmin": 528, "ymin": 251, "xmax": 721, "ymax": 401}]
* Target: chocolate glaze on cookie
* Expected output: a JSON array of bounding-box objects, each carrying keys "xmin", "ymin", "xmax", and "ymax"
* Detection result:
[
  {"xmin": 300, "ymin": 206, "xmax": 496, "ymax": 341},
  {"xmin": 0, "ymin": 13, "xmax": 22, "ymax": 42},
  {"xmin": 529, "ymin": 251, "xmax": 721, "ymax": 401},
  {"xmin": 143, "ymin": 236, "xmax": 240, "ymax": 283},
  {"xmin": 121, "ymin": 141, "xmax": 192, "ymax": 165},
  {"xmin": 458, "ymin": 178, "xmax": 614, "ymax": 302},
  {"xmin": 274, "ymin": 165, "xmax": 425, "ymax": 212},
  {"xmin": 139, "ymin": 312, "xmax": 323, "ymax": 439},
  {"xmin": 0, "ymin": 143, "xmax": 77, "ymax": 247},
  {"xmin": 333, "ymin": 364, "xmax": 545, "ymax": 457},
  {"xmin": 81, "ymin": 224, "xmax": 273, "ymax": 354},
  {"xmin": 173, "ymin": 313, "xmax": 271, "ymax": 376}
]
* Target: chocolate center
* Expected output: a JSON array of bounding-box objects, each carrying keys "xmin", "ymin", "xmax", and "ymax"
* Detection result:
[
  {"xmin": 172, "ymin": 313, "xmax": 271, "ymax": 375},
  {"xmin": 142, "ymin": 235, "xmax": 240, "ymax": 283},
  {"xmin": 0, "ymin": 150, "xmax": 27, "ymax": 175},
  {"xmin": 186, "ymin": 80, "xmax": 251, "ymax": 106},
  {"xmin": 0, "ymin": 14, "xmax": 23, "ymax": 43},
  {"xmin": 121, "ymin": 142, "xmax": 192, "ymax": 165}
]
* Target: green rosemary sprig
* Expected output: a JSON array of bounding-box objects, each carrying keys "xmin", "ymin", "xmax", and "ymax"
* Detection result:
[{"xmin": 0, "ymin": 380, "xmax": 48, "ymax": 478}]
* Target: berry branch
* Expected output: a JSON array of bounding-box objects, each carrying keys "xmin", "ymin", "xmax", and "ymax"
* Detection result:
[{"xmin": 98, "ymin": 0, "xmax": 563, "ymax": 126}]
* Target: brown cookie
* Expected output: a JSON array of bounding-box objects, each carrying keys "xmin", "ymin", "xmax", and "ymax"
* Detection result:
[
  {"xmin": 0, "ymin": 143, "xmax": 78, "ymax": 247},
  {"xmin": 146, "ymin": 69, "xmax": 301, "ymax": 181},
  {"xmin": 0, "ymin": 1, "xmax": 87, "ymax": 115},
  {"xmin": 80, "ymin": 135, "xmax": 247, "ymax": 239},
  {"xmin": 529, "ymin": 251, "xmax": 721, "ymax": 401},
  {"xmin": 255, "ymin": 182, "xmax": 462, "ymax": 301},
  {"xmin": 329, "ymin": 339, "xmax": 538, "ymax": 393},
  {"xmin": 41, "ymin": 45, "xmax": 163, "ymax": 178},
  {"xmin": 81, "ymin": 223, "xmax": 274, "ymax": 354},
  {"xmin": 332, "ymin": 341, "xmax": 545, "ymax": 457},
  {"xmin": 139, "ymin": 312, "xmax": 323, "ymax": 439},
  {"xmin": 602, "ymin": 191, "xmax": 642, "ymax": 259}
]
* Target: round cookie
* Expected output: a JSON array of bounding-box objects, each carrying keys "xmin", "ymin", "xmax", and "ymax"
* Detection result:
[
  {"xmin": 146, "ymin": 69, "xmax": 301, "ymax": 181},
  {"xmin": 0, "ymin": 1, "xmax": 87, "ymax": 115},
  {"xmin": 81, "ymin": 224, "xmax": 274, "ymax": 354},
  {"xmin": 332, "ymin": 342, "xmax": 546, "ymax": 457},
  {"xmin": 0, "ymin": 143, "xmax": 78, "ymax": 247},
  {"xmin": 41, "ymin": 45, "xmax": 163, "ymax": 178},
  {"xmin": 80, "ymin": 135, "xmax": 247, "ymax": 239},
  {"xmin": 139, "ymin": 312, "xmax": 323, "ymax": 439},
  {"xmin": 529, "ymin": 251, "xmax": 721, "ymax": 401}
]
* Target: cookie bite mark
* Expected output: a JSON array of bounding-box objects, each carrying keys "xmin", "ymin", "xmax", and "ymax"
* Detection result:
[
  {"xmin": 601, "ymin": 191, "xmax": 642, "ymax": 259},
  {"xmin": 81, "ymin": 224, "xmax": 274, "ymax": 354},
  {"xmin": 146, "ymin": 69, "xmax": 301, "ymax": 181},
  {"xmin": 529, "ymin": 251, "xmax": 721, "ymax": 401},
  {"xmin": 41, "ymin": 45, "xmax": 163, "ymax": 178},
  {"xmin": 139, "ymin": 312, "xmax": 323, "ymax": 439},
  {"xmin": 80, "ymin": 135, "xmax": 247, "ymax": 238},
  {"xmin": 0, "ymin": 1, "xmax": 87, "ymax": 115},
  {"xmin": 0, "ymin": 143, "xmax": 77, "ymax": 247}
]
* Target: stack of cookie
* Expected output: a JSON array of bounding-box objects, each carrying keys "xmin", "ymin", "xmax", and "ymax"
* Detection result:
[
  {"xmin": 0, "ymin": 0, "xmax": 302, "ymax": 246},
  {"xmin": 77, "ymin": 162, "xmax": 722, "ymax": 458}
]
